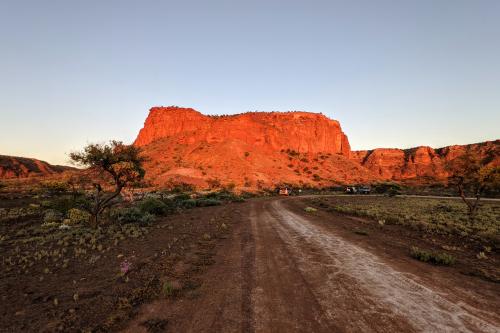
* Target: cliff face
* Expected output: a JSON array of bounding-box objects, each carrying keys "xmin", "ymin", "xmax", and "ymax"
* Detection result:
[
  {"xmin": 352, "ymin": 140, "xmax": 499, "ymax": 182},
  {"xmin": 134, "ymin": 106, "xmax": 366, "ymax": 189},
  {"xmin": 135, "ymin": 106, "xmax": 498, "ymax": 189},
  {"xmin": 0, "ymin": 155, "xmax": 73, "ymax": 179},
  {"xmin": 135, "ymin": 107, "xmax": 351, "ymax": 156}
]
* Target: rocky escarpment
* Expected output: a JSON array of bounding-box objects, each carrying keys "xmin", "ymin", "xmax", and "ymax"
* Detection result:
[
  {"xmin": 135, "ymin": 106, "xmax": 351, "ymax": 156},
  {"xmin": 0, "ymin": 155, "xmax": 73, "ymax": 179},
  {"xmin": 135, "ymin": 106, "xmax": 498, "ymax": 189},
  {"xmin": 134, "ymin": 106, "xmax": 369, "ymax": 189},
  {"xmin": 351, "ymin": 140, "xmax": 499, "ymax": 183}
]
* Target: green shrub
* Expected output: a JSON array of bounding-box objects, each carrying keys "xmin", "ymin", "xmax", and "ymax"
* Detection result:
[
  {"xmin": 180, "ymin": 199, "xmax": 197, "ymax": 209},
  {"xmin": 174, "ymin": 193, "xmax": 191, "ymax": 201},
  {"xmin": 40, "ymin": 200, "xmax": 52, "ymax": 208},
  {"xmin": 196, "ymin": 198, "xmax": 222, "ymax": 207},
  {"xmin": 170, "ymin": 183, "xmax": 195, "ymax": 193},
  {"xmin": 162, "ymin": 281, "xmax": 173, "ymax": 297},
  {"xmin": 204, "ymin": 190, "xmax": 244, "ymax": 202},
  {"xmin": 43, "ymin": 209, "xmax": 63, "ymax": 223},
  {"xmin": 410, "ymin": 246, "xmax": 456, "ymax": 265},
  {"xmin": 45, "ymin": 197, "xmax": 90, "ymax": 214},
  {"xmin": 67, "ymin": 208, "xmax": 90, "ymax": 225},
  {"xmin": 111, "ymin": 207, "xmax": 155, "ymax": 225},
  {"xmin": 47, "ymin": 198, "xmax": 73, "ymax": 213},
  {"xmin": 138, "ymin": 198, "xmax": 168, "ymax": 215},
  {"xmin": 304, "ymin": 207, "xmax": 317, "ymax": 213},
  {"xmin": 231, "ymin": 196, "xmax": 246, "ymax": 203},
  {"xmin": 39, "ymin": 181, "xmax": 68, "ymax": 195},
  {"xmin": 373, "ymin": 182, "xmax": 402, "ymax": 196}
]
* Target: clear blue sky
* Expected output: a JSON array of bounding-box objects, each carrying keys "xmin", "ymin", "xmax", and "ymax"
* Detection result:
[{"xmin": 1, "ymin": 0, "xmax": 499, "ymax": 165}]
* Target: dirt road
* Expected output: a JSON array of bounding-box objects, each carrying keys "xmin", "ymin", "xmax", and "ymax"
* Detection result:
[{"xmin": 124, "ymin": 198, "xmax": 500, "ymax": 333}]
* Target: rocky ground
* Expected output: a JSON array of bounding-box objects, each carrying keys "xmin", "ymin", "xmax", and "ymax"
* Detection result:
[{"xmin": 1, "ymin": 194, "xmax": 499, "ymax": 332}]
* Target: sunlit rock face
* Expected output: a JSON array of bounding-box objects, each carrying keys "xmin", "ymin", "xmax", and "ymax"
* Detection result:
[
  {"xmin": 352, "ymin": 141, "xmax": 499, "ymax": 182},
  {"xmin": 134, "ymin": 106, "xmax": 351, "ymax": 156},
  {"xmin": 134, "ymin": 106, "xmax": 498, "ymax": 189}
]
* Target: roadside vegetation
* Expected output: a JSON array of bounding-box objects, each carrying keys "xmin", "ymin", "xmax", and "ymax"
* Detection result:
[
  {"xmin": 309, "ymin": 196, "xmax": 500, "ymax": 245},
  {"xmin": 0, "ymin": 178, "xmax": 246, "ymax": 331},
  {"xmin": 446, "ymin": 150, "xmax": 499, "ymax": 222},
  {"xmin": 303, "ymin": 196, "xmax": 499, "ymax": 281},
  {"xmin": 409, "ymin": 246, "xmax": 456, "ymax": 265},
  {"xmin": 0, "ymin": 142, "xmax": 248, "ymax": 331}
]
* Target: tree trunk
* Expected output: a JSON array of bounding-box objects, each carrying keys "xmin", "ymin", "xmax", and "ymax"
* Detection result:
[{"xmin": 90, "ymin": 213, "xmax": 99, "ymax": 228}]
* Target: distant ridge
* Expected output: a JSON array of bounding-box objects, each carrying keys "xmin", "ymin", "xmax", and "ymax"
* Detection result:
[{"xmin": 0, "ymin": 155, "xmax": 74, "ymax": 179}]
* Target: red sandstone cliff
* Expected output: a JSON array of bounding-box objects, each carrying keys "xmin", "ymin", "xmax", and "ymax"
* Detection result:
[
  {"xmin": 0, "ymin": 155, "xmax": 74, "ymax": 179},
  {"xmin": 135, "ymin": 107, "xmax": 351, "ymax": 156},
  {"xmin": 135, "ymin": 106, "xmax": 368, "ymax": 189},
  {"xmin": 134, "ymin": 106, "xmax": 498, "ymax": 189},
  {"xmin": 351, "ymin": 140, "xmax": 499, "ymax": 183}
]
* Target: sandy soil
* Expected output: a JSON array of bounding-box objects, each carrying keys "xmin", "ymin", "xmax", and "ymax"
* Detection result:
[{"xmin": 123, "ymin": 197, "xmax": 500, "ymax": 333}]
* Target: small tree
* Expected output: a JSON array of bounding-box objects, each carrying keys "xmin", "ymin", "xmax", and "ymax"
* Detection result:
[
  {"xmin": 69, "ymin": 141, "xmax": 146, "ymax": 227},
  {"xmin": 447, "ymin": 151, "xmax": 499, "ymax": 223}
]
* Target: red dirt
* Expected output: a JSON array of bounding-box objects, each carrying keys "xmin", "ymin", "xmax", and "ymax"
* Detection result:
[
  {"xmin": 123, "ymin": 197, "xmax": 500, "ymax": 333},
  {"xmin": 0, "ymin": 201, "xmax": 246, "ymax": 332}
]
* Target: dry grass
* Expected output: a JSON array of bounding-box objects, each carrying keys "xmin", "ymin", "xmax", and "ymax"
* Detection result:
[{"xmin": 310, "ymin": 196, "xmax": 500, "ymax": 243}]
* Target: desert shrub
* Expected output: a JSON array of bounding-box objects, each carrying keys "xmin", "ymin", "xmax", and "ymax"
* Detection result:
[
  {"xmin": 174, "ymin": 193, "xmax": 191, "ymax": 201},
  {"xmin": 304, "ymin": 207, "xmax": 317, "ymax": 213},
  {"xmin": 111, "ymin": 207, "xmax": 155, "ymax": 225},
  {"xmin": 45, "ymin": 196, "xmax": 91, "ymax": 214},
  {"xmin": 66, "ymin": 208, "xmax": 90, "ymax": 225},
  {"xmin": 204, "ymin": 190, "xmax": 233, "ymax": 201},
  {"xmin": 46, "ymin": 197, "xmax": 75, "ymax": 214},
  {"xmin": 244, "ymin": 152, "xmax": 250, "ymax": 157},
  {"xmin": 410, "ymin": 246, "xmax": 456, "ymax": 265},
  {"xmin": 39, "ymin": 181, "xmax": 68, "ymax": 195},
  {"xmin": 138, "ymin": 198, "xmax": 168, "ymax": 215},
  {"xmin": 317, "ymin": 197, "xmax": 499, "ymax": 243},
  {"xmin": 162, "ymin": 281, "xmax": 173, "ymax": 297},
  {"xmin": 373, "ymin": 182, "xmax": 401, "ymax": 196},
  {"xmin": 434, "ymin": 203, "xmax": 454, "ymax": 213},
  {"xmin": 231, "ymin": 196, "xmax": 246, "ymax": 203},
  {"xmin": 196, "ymin": 198, "xmax": 222, "ymax": 207},
  {"xmin": 169, "ymin": 182, "xmax": 195, "ymax": 193},
  {"xmin": 39, "ymin": 200, "xmax": 51, "ymax": 208},
  {"xmin": 180, "ymin": 199, "xmax": 197, "ymax": 209},
  {"xmin": 43, "ymin": 209, "xmax": 63, "ymax": 223}
]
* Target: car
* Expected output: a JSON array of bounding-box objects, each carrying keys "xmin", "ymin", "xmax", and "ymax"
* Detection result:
[
  {"xmin": 358, "ymin": 186, "xmax": 371, "ymax": 194},
  {"xmin": 345, "ymin": 186, "xmax": 357, "ymax": 194},
  {"xmin": 279, "ymin": 187, "xmax": 291, "ymax": 196}
]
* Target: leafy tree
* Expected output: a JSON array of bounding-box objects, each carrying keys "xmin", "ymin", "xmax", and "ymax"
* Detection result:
[
  {"xmin": 69, "ymin": 141, "xmax": 146, "ymax": 227},
  {"xmin": 447, "ymin": 151, "xmax": 499, "ymax": 223}
]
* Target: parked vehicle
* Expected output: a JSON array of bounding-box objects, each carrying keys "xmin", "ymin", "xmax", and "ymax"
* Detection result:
[
  {"xmin": 345, "ymin": 185, "xmax": 371, "ymax": 194},
  {"xmin": 358, "ymin": 186, "xmax": 371, "ymax": 194},
  {"xmin": 278, "ymin": 186, "xmax": 291, "ymax": 196},
  {"xmin": 345, "ymin": 186, "xmax": 357, "ymax": 194}
]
